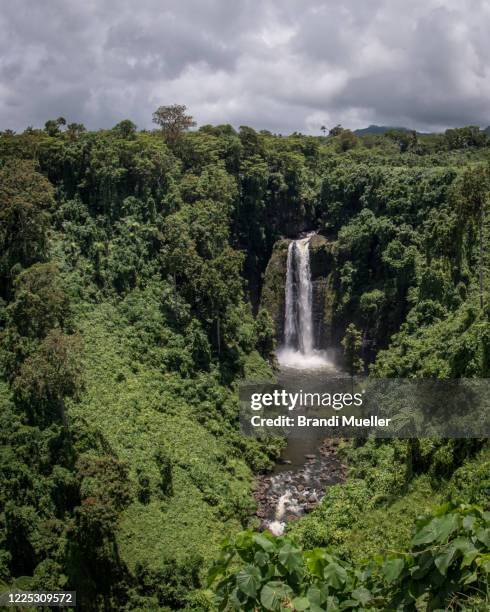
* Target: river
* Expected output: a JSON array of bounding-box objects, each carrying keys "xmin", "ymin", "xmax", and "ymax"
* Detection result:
[{"xmin": 255, "ymin": 233, "xmax": 347, "ymax": 535}]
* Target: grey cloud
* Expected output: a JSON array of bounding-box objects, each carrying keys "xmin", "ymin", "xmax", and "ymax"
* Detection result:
[{"xmin": 0, "ymin": 0, "xmax": 489, "ymax": 133}]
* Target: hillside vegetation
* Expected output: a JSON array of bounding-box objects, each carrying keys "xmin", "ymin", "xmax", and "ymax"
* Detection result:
[{"xmin": 0, "ymin": 120, "xmax": 489, "ymax": 609}]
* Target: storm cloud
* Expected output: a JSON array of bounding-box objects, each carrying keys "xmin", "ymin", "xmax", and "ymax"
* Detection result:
[{"xmin": 1, "ymin": 0, "xmax": 489, "ymax": 133}]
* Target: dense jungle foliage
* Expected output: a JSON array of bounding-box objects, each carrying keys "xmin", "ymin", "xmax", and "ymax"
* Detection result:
[{"xmin": 0, "ymin": 119, "xmax": 489, "ymax": 610}]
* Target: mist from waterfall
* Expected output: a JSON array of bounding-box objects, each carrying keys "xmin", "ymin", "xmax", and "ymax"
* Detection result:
[{"xmin": 278, "ymin": 233, "xmax": 330, "ymax": 369}]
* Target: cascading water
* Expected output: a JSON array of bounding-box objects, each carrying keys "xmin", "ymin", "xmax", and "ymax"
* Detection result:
[
  {"xmin": 256, "ymin": 441, "xmax": 346, "ymax": 536},
  {"xmin": 258, "ymin": 233, "xmax": 342, "ymax": 537},
  {"xmin": 296, "ymin": 238, "xmax": 314, "ymax": 354},
  {"xmin": 278, "ymin": 233, "xmax": 328, "ymax": 369},
  {"xmin": 283, "ymin": 242, "xmax": 297, "ymax": 349}
]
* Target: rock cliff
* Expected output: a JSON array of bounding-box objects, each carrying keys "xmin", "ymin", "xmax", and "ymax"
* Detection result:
[{"xmin": 260, "ymin": 239, "xmax": 289, "ymax": 341}]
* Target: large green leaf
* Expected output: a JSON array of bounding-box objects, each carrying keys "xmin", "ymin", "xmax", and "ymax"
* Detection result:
[
  {"xmin": 409, "ymin": 551, "xmax": 434, "ymax": 581},
  {"xmin": 254, "ymin": 551, "xmax": 270, "ymax": 567},
  {"xmin": 308, "ymin": 604, "xmax": 325, "ymax": 612},
  {"xmin": 462, "ymin": 570, "xmax": 478, "ymax": 585},
  {"xmin": 207, "ymin": 562, "xmax": 227, "ymax": 586},
  {"xmin": 324, "ymin": 595, "xmax": 341, "ymax": 611},
  {"xmin": 452, "ymin": 536, "xmax": 476, "ymax": 554},
  {"xmin": 305, "ymin": 549, "xmax": 329, "ymax": 578},
  {"xmin": 278, "ymin": 543, "xmax": 303, "ymax": 572},
  {"xmin": 476, "ymin": 528, "xmax": 490, "ymax": 547},
  {"xmin": 306, "ymin": 586, "xmax": 323, "ymax": 606},
  {"xmin": 461, "ymin": 548, "xmax": 479, "ymax": 568},
  {"xmin": 462, "ymin": 514, "xmax": 476, "ymax": 532},
  {"xmin": 11, "ymin": 576, "xmax": 33, "ymax": 590},
  {"xmin": 434, "ymin": 543, "xmax": 457, "ymax": 576},
  {"xmin": 236, "ymin": 565, "xmax": 262, "ymax": 597},
  {"xmin": 229, "ymin": 586, "xmax": 247, "ymax": 610},
  {"xmin": 351, "ymin": 586, "xmax": 372, "ymax": 605},
  {"xmin": 323, "ymin": 562, "xmax": 347, "ymax": 589},
  {"xmin": 382, "ymin": 558, "xmax": 405, "ymax": 583},
  {"xmin": 253, "ymin": 533, "xmax": 276, "ymax": 552},
  {"xmin": 235, "ymin": 531, "xmax": 254, "ymax": 550},
  {"xmin": 260, "ymin": 581, "xmax": 293, "ymax": 611},
  {"xmin": 235, "ymin": 531, "xmax": 255, "ymax": 561},
  {"xmin": 292, "ymin": 596, "xmax": 310, "ymax": 611},
  {"xmin": 479, "ymin": 556, "xmax": 490, "ymax": 573},
  {"xmin": 338, "ymin": 599, "xmax": 357, "ymax": 609},
  {"xmin": 412, "ymin": 513, "xmax": 459, "ymax": 546}
]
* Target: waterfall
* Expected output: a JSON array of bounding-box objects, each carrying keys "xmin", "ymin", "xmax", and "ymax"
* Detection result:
[
  {"xmin": 295, "ymin": 238, "xmax": 314, "ymax": 354},
  {"xmin": 283, "ymin": 234, "xmax": 314, "ymax": 355},
  {"xmin": 283, "ymin": 242, "xmax": 296, "ymax": 348},
  {"xmin": 278, "ymin": 233, "xmax": 329, "ymax": 369}
]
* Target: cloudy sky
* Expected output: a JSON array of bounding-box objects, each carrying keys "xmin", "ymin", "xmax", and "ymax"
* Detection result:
[{"xmin": 1, "ymin": 0, "xmax": 489, "ymax": 134}]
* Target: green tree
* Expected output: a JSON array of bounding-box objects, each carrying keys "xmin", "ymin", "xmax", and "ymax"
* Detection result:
[
  {"xmin": 66, "ymin": 122, "xmax": 86, "ymax": 140},
  {"xmin": 152, "ymin": 104, "xmax": 196, "ymax": 143},
  {"xmin": 12, "ymin": 330, "xmax": 83, "ymax": 425},
  {"xmin": 386, "ymin": 129, "xmax": 417, "ymax": 153},
  {"xmin": 7, "ymin": 263, "xmax": 71, "ymax": 339},
  {"xmin": 0, "ymin": 161, "xmax": 54, "ymax": 292},
  {"xmin": 337, "ymin": 129, "xmax": 358, "ymax": 152},
  {"xmin": 445, "ymin": 126, "xmax": 487, "ymax": 150},
  {"xmin": 75, "ymin": 455, "xmax": 132, "ymax": 539},
  {"xmin": 329, "ymin": 124, "xmax": 344, "ymax": 136},
  {"xmin": 342, "ymin": 323, "xmax": 364, "ymax": 376},
  {"xmin": 458, "ymin": 165, "xmax": 490, "ymax": 309},
  {"xmin": 44, "ymin": 116, "xmax": 66, "ymax": 136},
  {"xmin": 72, "ymin": 454, "xmax": 132, "ymax": 606},
  {"xmin": 254, "ymin": 308, "xmax": 275, "ymax": 360},
  {"xmin": 112, "ymin": 119, "xmax": 137, "ymax": 139}
]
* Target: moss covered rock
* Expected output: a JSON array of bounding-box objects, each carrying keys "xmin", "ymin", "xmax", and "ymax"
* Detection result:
[
  {"xmin": 309, "ymin": 234, "xmax": 334, "ymax": 279},
  {"xmin": 260, "ymin": 239, "xmax": 289, "ymax": 341},
  {"xmin": 309, "ymin": 235, "xmax": 337, "ymax": 348}
]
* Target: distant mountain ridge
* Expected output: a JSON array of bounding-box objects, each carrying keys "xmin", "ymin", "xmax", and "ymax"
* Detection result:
[
  {"xmin": 354, "ymin": 124, "xmax": 490, "ymax": 136},
  {"xmin": 353, "ymin": 124, "xmax": 410, "ymax": 135}
]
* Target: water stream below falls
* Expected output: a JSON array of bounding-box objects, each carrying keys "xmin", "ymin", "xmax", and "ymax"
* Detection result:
[
  {"xmin": 255, "ymin": 233, "xmax": 346, "ymax": 535},
  {"xmin": 254, "ymin": 364, "xmax": 347, "ymax": 536},
  {"xmin": 255, "ymin": 442, "xmax": 346, "ymax": 536}
]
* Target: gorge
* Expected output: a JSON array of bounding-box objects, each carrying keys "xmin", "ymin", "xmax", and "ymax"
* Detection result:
[
  {"xmin": 2, "ymin": 122, "xmax": 489, "ymax": 609},
  {"xmin": 256, "ymin": 233, "xmax": 345, "ymax": 535}
]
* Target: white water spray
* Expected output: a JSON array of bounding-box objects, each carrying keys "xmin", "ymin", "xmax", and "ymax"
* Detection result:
[
  {"xmin": 299, "ymin": 239, "xmax": 315, "ymax": 351},
  {"xmin": 278, "ymin": 233, "xmax": 330, "ymax": 369},
  {"xmin": 266, "ymin": 491, "xmax": 290, "ymax": 536}
]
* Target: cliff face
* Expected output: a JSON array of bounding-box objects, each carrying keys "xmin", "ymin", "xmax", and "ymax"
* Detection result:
[
  {"xmin": 309, "ymin": 234, "xmax": 336, "ymax": 349},
  {"xmin": 261, "ymin": 234, "xmax": 338, "ymax": 349},
  {"xmin": 260, "ymin": 239, "xmax": 289, "ymax": 341}
]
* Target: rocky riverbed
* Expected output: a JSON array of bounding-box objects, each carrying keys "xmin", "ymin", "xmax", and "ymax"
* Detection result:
[{"xmin": 254, "ymin": 439, "xmax": 347, "ymax": 535}]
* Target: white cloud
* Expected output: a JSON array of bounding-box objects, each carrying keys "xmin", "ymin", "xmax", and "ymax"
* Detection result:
[{"xmin": 1, "ymin": 0, "xmax": 489, "ymax": 133}]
